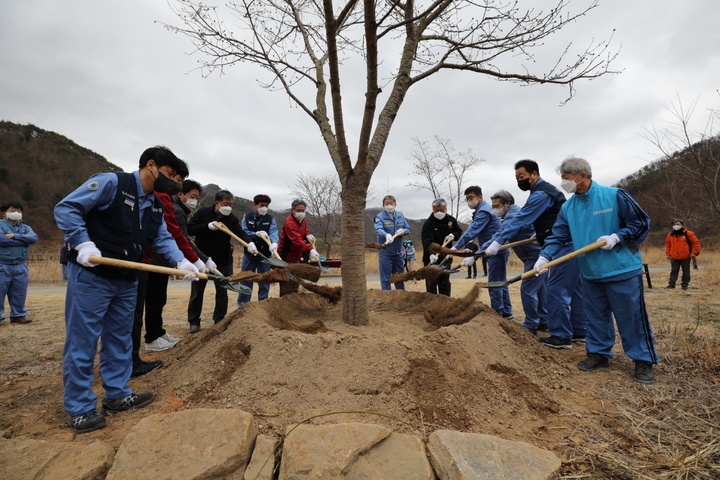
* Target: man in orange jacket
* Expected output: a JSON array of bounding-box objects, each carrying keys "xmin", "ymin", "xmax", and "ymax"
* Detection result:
[{"xmin": 665, "ymin": 218, "xmax": 701, "ymax": 290}]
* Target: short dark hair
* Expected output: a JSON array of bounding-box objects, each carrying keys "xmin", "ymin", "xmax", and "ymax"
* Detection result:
[
  {"xmin": 291, "ymin": 199, "xmax": 306, "ymax": 209},
  {"xmin": 1, "ymin": 201, "xmax": 22, "ymax": 213},
  {"xmin": 215, "ymin": 190, "xmax": 234, "ymax": 203},
  {"xmin": 138, "ymin": 146, "xmax": 189, "ymax": 178},
  {"xmin": 182, "ymin": 179, "xmax": 202, "ymax": 195},
  {"xmin": 514, "ymin": 159, "xmax": 539, "ymax": 175},
  {"xmin": 254, "ymin": 194, "xmax": 271, "ymax": 205},
  {"xmin": 464, "ymin": 186, "xmax": 482, "ymax": 197}
]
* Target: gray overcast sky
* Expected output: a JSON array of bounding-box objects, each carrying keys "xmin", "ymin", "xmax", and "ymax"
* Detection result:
[{"xmin": 1, "ymin": 0, "xmax": 718, "ymax": 221}]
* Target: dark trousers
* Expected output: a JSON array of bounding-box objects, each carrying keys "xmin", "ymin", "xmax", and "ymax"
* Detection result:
[
  {"xmin": 425, "ymin": 273, "xmax": 451, "ymax": 296},
  {"xmin": 144, "ymin": 271, "xmax": 169, "ymax": 343},
  {"xmin": 466, "ymin": 263, "xmax": 477, "ymax": 278},
  {"xmin": 132, "ymin": 271, "xmax": 149, "ymax": 366},
  {"xmin": 188, "ymin": 263, "xmax": 233, "ymax": 325},
  {"xmin": 668, "ymin": 258, "xmax": 691, "ymax": 288}
]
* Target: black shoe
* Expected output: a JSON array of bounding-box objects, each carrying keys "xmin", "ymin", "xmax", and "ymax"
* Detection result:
[
  {"xmin": 577, "ymin": 354, "xmax": 610, "ymax": 371},
  {"xmin": 69, "ymin": 410, "xmax": 106, "ymax": 434},
  {"xmin": 540, "ymin": 335, "xmax": 572, "ymax": 350},
  {"xmin": 502, "ymin": 314, "xmax": 514, "ymax": 320},
  {"xmin": 465, "ymin": 276, "xmax": 472, "ymax": 279},
  {"xmin": 681, "ymin": 285, "xmax": 688, "ymax": 291},
  {"xmin": 102, "ymin": 392, "xmax": 154, "ymax": 413},
  {"xmin": 634, "ymin": 361, "xmax": 655, "ymax": 384},
  {"xmin": 131, "ymin": 360, "xmax": 162, "ymax": 378},
  {"xmin": 10, "ymin": 316, "xmax": 32, "ymax": 324},
  {"xmin": 666, "ymin": 285, "xmax": 675, "ymax": 289},
  {"xmin": 571, "ymin": 335, "xmax": 586, "ymax": 344},
  {"xmin": 189, "ymin": 323, "xmax": 200, "ymax": 334},
  {"xmin": 537, "ymin": 324, "xmax": 549, "ymax": 332}
]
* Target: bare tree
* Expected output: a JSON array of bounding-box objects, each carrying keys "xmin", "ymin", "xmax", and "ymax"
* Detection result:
[
  {"xmin": 289, "ymin": 172, "xmax": 342, "ymax": 258},
  {"xmin": 166, "ymin": 0, "xmax": 618, "ymax": 325},
  {"xmin": 408, "ymin": 136, "xmax": 484, "ymax": 220}
]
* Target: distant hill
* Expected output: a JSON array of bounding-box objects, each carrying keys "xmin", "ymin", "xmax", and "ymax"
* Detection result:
[{"xmin": 0, "ymin": 121, "xmax": 123, "ymax": 249}]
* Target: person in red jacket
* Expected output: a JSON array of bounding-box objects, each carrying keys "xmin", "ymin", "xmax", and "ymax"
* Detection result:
[
  {"xmin": 277, "ymin": 199, "xmax": 319, "ymax": 296},
  {"xmin": 665, "ymin": 218, "xmax": 701, "ymax": 290}
]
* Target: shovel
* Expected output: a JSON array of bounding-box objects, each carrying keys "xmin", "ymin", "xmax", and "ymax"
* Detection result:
[
  {"xmin": 87, "ymin": 256, "xmax": 252, "ymax": 294},
  {"xmin": 484, "ymin": 239, "xmax": 607, "ymax": 288},
  {"xmin": 427, "ymin": 237, "xmax": 454, "ymax": 269},
  {"xmin": 212, "ymin": 222, "xmax": 288, "ymax": 267},
  {"xmin": 306, "ymin": 235, "xmax": 331, "ymax": 273}
]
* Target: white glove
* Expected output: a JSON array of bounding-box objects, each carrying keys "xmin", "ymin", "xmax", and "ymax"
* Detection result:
[
  {"xmin": 385, "ymin": 233, "xmax": 393, "ymax": 244},
  {"xmin": 256, "ymin": 230, "xmax": 269, "ymax": 240},
  {"xmin": 443, "ymin": 233, "xmax": 455, "ymax": 243},
  {"xmin": 75, "ymin": 241, "xmax": 101, "ymax": 267},
  {"xmin": 306, "ymin": 234, "xmax": 316, "ymax": 243},
  {"xmin": 484, "ymin": 241, "xmax": 501, "ymax": 257},
  {"xmin": 462, "ymin": 257, "xmax": 476, "ymax": 267},
  {"xmin": 309, "ymin": 249, "xmax": 319, "ymax": 259},
  {"xmin": 177, "ymin": 258, "xmax": 200, "ymax": 281},
  {"xmin": 429, "ymin": 254, "xmax": 439, "ymax": 264},
  {"xmin": 449, "ymin": 245, "xmax": 458, "ymax": 251},
  {"xmin": 192, "ymin": 259, "xmax": 206, "ymax": 272},
  {"xmin": 269, "ymin": 242, "xmax": 278, "ymax": 252},
  {"xmin": 395, "ymin": 228, "xmax": 406, "ymax": 236},
  {"xmin": 247, "ymin": 242, "xmax": 258, "ymax": 255},
  {"xmin": 598, "ymin": 233, "xmax": 620, "ymax": 250},
  {"xmin": 208, "ymin": 222, "xmax": 219, "ymax": 231},
  {"xmin": 533, "ymin": 256, "xmax": 550, "ymax": 276},
  {"xmin": 205, "ymin": 257, "xmax": 217, "ymax": 271}
]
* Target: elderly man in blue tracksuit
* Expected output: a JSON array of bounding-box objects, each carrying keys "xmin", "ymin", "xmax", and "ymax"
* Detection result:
[
  {"xmin": 452, "ymin": 186, "xmax": 505, "ymax": 315},
  {"xmin": 54, "ymin": 146, "xmax": 200, "ymax": 434},
  {"xmin": 536, "ymin": 157, "xmax": 658, "ymax": 384},
  {"xmin": 482, "ymin": 160, "xmax": 586, "ymax": 346},
  {"xmin": 238, "ymin": 193, "xmax": 279, "ymax": 307},
  {"xmin": 374, "ymin": 195, "xmax": 411, "ymax": 290},
  {"xmin": 483, "ymin": 190, "xmax": 547, "ymax": 329}
]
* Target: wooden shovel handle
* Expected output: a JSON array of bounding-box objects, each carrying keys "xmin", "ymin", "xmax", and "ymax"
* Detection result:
[
  {"xmin": 259, "ymin": 233, "xmax": 283, "ymax": 260},
  {"xmin": 475, "ymin": 237, "xmax": 537, "ymax": 256},
  {"xmin": 213, "ymin": 222, "xmax": 251, "ymax": 249},
  {"xmin": 429, "ymin": 237, "xmax": 453, "ymax": 264},
  {"xmin": 88, "ymin": 256, "xmax": 211, "ymax": 281},
  {"xmin": 519, "ymin": 239, "xmax": 607, "ymax": 282},
  {"xmin": 384, "ymin": 230, "xmax": 404, "ymax": 246}
]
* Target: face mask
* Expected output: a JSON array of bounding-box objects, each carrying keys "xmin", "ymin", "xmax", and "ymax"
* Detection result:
[
  {"xmin": 433, "ymin": 211, "xmax": 446, "ymax": 220},
  {"xmin": 152, "ymin": 168, "xmax": 182, "ymax": 195},
  {"xmin": 673, "ymin": 225, "xmax": 683, "ymax": 231},
  {"xmin": 185, "ymin": 198, "xmax": 198, "ymax": 209},
  {"xmin": 466, "ymin": 199, "xmax": 479, "ymax": 209},
  {"xmin": 492, "ymin": 207, "xmax": 505, "ymax": 218},
  {"xmin": 517, "ymin": 178, "xmax": 532, "ymax": 191},
  {"xmin": 293, "ymin": 211, "xmax": 305, "ymax": 221},
  {"xmin": 560, "ymin": 177, "xmax": 578, "ymax": 194},
  {"xmin": 257, "ymin": 207, "xmax": 269, "ymax": 216},
  {"xmin": 218, "ymin": 205, "xmax": 232, "ymax": 216},
  {"xmin": 5, "ymin": 211, "xmax": 22, "ymax": 222},
  {"xmin": 384, "ymin": 205, "xmax": 396, "ymax": 214}
]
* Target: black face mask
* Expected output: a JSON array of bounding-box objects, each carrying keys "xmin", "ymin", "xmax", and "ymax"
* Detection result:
[
  {"xmin": 517, "ymin": 178, "xmax": 532, "ymax": 191},
  {"xmin": 153, "ymin": 169, "xmax": 182, "ymax": 195}
]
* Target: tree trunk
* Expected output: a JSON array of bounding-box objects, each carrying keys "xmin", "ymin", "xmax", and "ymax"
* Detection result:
[{"xmin": 340, "ymin": 175, "xmax": 370, "ymax": 326}]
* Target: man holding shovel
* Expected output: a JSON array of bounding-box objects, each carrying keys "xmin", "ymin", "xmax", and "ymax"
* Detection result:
[
  {"xmin": 421, "ymin": 198, "xmax": 462, "ymax": 296},
  {"xmin": 54, "ymin": 146, "xmax": 201, "ymax": 433},
  {"xmin": 278, "ymin": 199, "xmax": 319, "ymax": 296},
  {"xmin": 238, "ymin": 194, "xmax": 279, "ymax": 306},
  {"xmin": 535, "ymin": 157, "xmax": 658, "ymax": 384},
  {"xmin": 373, "ymin": 195, "xmax": 411, "ymax": 290}
]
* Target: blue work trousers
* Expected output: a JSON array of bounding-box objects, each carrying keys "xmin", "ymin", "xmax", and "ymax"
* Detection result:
[
  {"xmin": 487, "ymin": 251, "xmax": 511, "ymax": 316},
  {"xmin": 0, "ymin": 262, "xmax": 29, "ymax": 320},
  {"xmin": 237, "ymin": 254, "xmax": 272, "ymax": 307},
  {"xmin": 520, "ymin": 258, "xmax": 548, "ymax": 333},
  {"xmin": 546, "ymin": 246, "xmax": 586, "ymax": 340},
  {"xmin": 584, "ymin": 273, "xmax": 659, "ymax": 363},
  {"xmin": 62, "ymin": 262, "xmax": 135, "ymax": 416},
  {"xmin": 379, "ymin": 252, "xmax": 405, "ymax": 290}
]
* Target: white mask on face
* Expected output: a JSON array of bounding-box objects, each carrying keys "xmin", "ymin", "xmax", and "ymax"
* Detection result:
[
  {"xmin": 466, "ymin": 199, "xmax": 479, "ymax": 209},
  {"xmin": 561, "ymin": 176, "xmax": 579, "ymax": 194},
  {"xmin": 673, "ymin": 225, "xmax": 683, "ymax": 231},
  {"xmin": 257, "ymin": 207, "xmax": 269, "ymax": 216},
  {"xmin": 218, "ymin": 205, "xmax": 232, "ymax": 216},
  {"xmin": 384, "ymin": 205, "xmax": 396, "ymax": 214},
  {"xmin": 492, "ymin": 207, "xmax": 505, "ymax": 218},
  {"xmin": 185, "ymin": 198, "xmax": 198, "ymax": 209},
  {"xmin": 6, "ymin": 211, "xmax": 22, "ymax": 222},
  {"xmin": 293, "ymin": 211, "xmax": 305, "ymax": 221},
  {"xmin": 433, "ymin": 211, "xmax": 446, "ymax": 220}
]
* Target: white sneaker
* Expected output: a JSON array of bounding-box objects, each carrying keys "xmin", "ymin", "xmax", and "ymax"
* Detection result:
[
  {"xmin": 145, "ymin": 336, "xmax": 176, "ymax": 353},
  {"xmin": 161, "ymin": 333, "xmax": 180, "ymax": 345}
]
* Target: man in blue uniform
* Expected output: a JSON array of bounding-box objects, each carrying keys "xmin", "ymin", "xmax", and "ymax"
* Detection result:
[
  {"xmin": 0, "ymin": 201, "xmax": 38, "ymax": 325},
  {"xmin": 373, "ymin": 195, "xmax": 410, "ymax": 290},
  {"xmin": 536, "ymin": 157, "xmax": 658, "ymax": 384},
  {"xmin": 238, "ymin": 194, "xmax": 279, "ymax": 307},
  {"xmin": 452, "ymin": 186, "xmax": 505, "ymax": 315},
  {"xmin": 482, "ymin": 160, "xmax": 585, "ymax": 345},
  {"xmin": 54, "ymin": 146, "xmax": 200, "ymax": 433}
]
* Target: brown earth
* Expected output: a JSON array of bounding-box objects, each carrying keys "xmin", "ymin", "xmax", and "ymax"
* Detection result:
[{"xmin": 1, "ymin": 266, "xmax": 719, "ymax": 478}]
